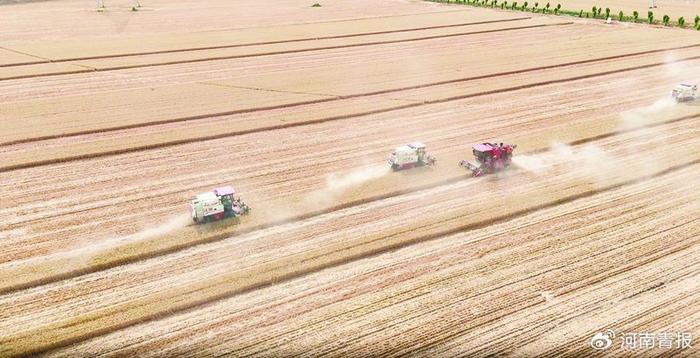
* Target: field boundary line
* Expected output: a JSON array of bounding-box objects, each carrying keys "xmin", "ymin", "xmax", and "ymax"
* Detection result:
[{"xmin": 0, "ymin": 46, "xmax": 50, "ymax": 63}]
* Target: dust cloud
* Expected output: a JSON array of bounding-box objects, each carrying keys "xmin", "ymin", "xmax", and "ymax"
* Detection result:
[
  {"xmin": 512, "ymin": 142, "xmax": 614, "ymax": 184},
  {"xmin": 77, "ymin": 213, "xmax": 191, "ymax": 255},
  {"xmin": 324, "ymin": 165, "xmax": 389, "ymax": 193},
  {"xmin": 262, "ymin": 164, "xmax": 390, "ymax": 222},
  {"xmin": 618, "ymin": 97, "xmax": 677, "ymax": 131},
  {"xmin": 2, "ymin": 214, "xmax": 191, "ymax": 269},
  {"xmin": 307, "ymin": 165, "xmax": 389, "ymax": 208}
]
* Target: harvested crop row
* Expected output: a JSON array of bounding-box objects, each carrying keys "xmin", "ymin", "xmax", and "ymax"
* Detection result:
[
  {"xmin": 1, "ymin": 58, "xmax": 698, "ymax": 292},
  {"xmin": 0, "ymin": 20, "xmax": 683, "ymax": 103},
  {"xmin": 3, "ymin": 0, "xmax": 698, "ymax": 356},
  {"xmin": 2, "ymin": 22, "xmax": 697, "ymax": 144},
  {"xmin": 0, "ymin": 14, "xmax": 536, "ymax": 76},
  {"xmin": 3, "ymin": 45, "xmax": 700, "ymax": 169},
  {"xmin": 0, "ymin": 73, "xmax": 694, "ymax": 295},
  {"xmin": 0, "ymin": 0, "xmax": 465, "ymax": 42},
  {"xmin": 15, "ymin": 163, "xmax": 700, "ymax": 357},
  {"xmin": 1, "ymin": 119, "xmax": 699, "ymax": 356},
  {"xmin": 243, "ymin": 230, "xmax": 699, "ymax": 357}
]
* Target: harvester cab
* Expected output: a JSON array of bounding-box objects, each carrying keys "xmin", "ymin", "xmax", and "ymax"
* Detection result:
[
  {"xmin": 672, "ymin": 83, "xmax": 697, "ymax": 102},
  {"xmin": 189, "ymin": 185, "xmax": 250, "ymax": 224},
  {"xmin": 459, "ymin": 142, "xmax": 517, "ymax": 177},
  {"xmin": 388, "ymin": 142, "xmax": 436, "ymax": 171}
]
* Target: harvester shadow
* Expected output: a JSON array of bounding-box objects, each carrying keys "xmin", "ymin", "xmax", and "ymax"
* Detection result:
[
  {"xmin": 190, "ymin": 217, "xmax": 244, "ymax": 233},
  {"xmin": 682, "ymin": 101, "xmax": 700, "ymax": 107},
  {"xmin": 395, "ymin": 165, "xmax": 435, "ymax": 177}
]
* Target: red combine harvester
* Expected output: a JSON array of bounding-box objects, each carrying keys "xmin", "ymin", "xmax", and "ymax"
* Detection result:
[{"xmin": 459, "ymin": 142, "xmax": 517, "ymax": 177}]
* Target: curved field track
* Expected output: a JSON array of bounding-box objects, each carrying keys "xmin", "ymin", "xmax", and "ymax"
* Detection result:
[{"xmin": 1, "ymin": 0, "xmax": 698, "ymax": 356}]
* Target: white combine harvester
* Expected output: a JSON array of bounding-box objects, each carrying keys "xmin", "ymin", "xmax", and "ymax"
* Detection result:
[
  {"xmin": 671, "ymin": 83, "xmax": 697, "ymax": 102},
  {"xmin": 188, "ymin": 186, "xmax": 250, "ymax": 224},
  {"xmin": 388, "ymin": 142, "xmax": 436, "ymax": 171}
]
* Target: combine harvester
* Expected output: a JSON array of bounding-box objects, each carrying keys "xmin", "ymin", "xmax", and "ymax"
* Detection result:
[
  {"xmin": 388, "ymin": 142, "xmax": 436, "ymax": 171},
  {"xmin": 671, "ymin": 83, "xmax": 697, "ymax": 102},
  {"xmin": 189, "ymin": 186, "xmax": 250, "ymax": 224},
  {"xmin": 459, "ymin": 142, "xmax": 517, "ymax": 177}
]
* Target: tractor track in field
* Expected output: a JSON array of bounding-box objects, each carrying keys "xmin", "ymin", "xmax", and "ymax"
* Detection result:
[
  {"xmin": 4, "ymin": 40, "xmax": 700, "ymax": 148},
  {"xmin": 5, "ymin": 108, "xmax": 698, "ymax": 239},
  {"xmin": 284, "ymin": 194, "xmax": 700, "ymax": 356},
  {"xmin": 2, "ymin": 112, "xmax": 697, "ymax": 296},
  {"xmin": 404, "ymin": 229, "xmax": 700, "ymax": 357},
  {"xmin": 2, "ymin": 51, "xmax": 700, "ymax": 173},
  {"xmin": 537, "ymin": 283, "xmax": 699, "ymax": 357},
  {"xmin": 435, "ymin": 265, "xmax": 699, "ymax": 357},
  {"xmin": 146, "ymin": 179, "xmax": 700, "ymax": 357},
  {"xmin": 311, "ymin": 256, "xmax": 700, "ymax": 357},
  {"xmin": 0, "ymin": 17, "xmax": 532, "ymax": 69},
  {"xmin": 78, "ymin": 209, "xmax": 698, "ymax": 357},
  {"xmin": 23, "ymin": 173, "xmax": 700, "ymax": 357},
  {"xmin": 0, "ymin": 21, "xmax": 565, "ymax": 82},
  {"xmin": 239, "ymin": 199, "xmax": 696, "ymax": 356}
]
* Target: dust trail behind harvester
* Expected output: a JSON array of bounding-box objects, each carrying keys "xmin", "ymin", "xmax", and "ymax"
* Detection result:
[
  {"xmin": 618, "ymin": 97, "xmax": 677, "ymax": 131},
  {"xmin": 260, "ymin": 164, "xmax": 390, "ymax": 223},
  {"xmin": 325, "ymin": 165, "xmax": 389, "ymax": 193},
  {"xmin": 309, "ymin": 165, "xmax": 389, "ymax": 208},
  {"xmin": 512, "ymin": 142, "xmax": 614, "ymax": 184},
  {"xmin": 1, "ymin": 213, "xmax": 191, "ymax": 269},
  {"xmin": 513, "ymin": 51, "xmax": 700, "ymax": 183},
  {"xmin": 513, "ymin": 95, "xmax": 681, "ymax": 183},
  {"xmin": 118, "ymin": 213, "xmax": 192, "ymax": 246},
  {"xmin": 89, "ymin": 213, "xmax": 192, "ymax": 255}
]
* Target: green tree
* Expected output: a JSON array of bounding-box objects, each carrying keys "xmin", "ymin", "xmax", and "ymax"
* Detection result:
[
  {"xmin": 554, "ymin": 3, "xmax": 561, "ymax": 14},
  {"xmin": 512, "ymin": 1, "xmax": 517, "ymax": 9},
  {"xmin": 679, "ymin": 17, "xmax": 685, "ymax": 27},
  {"xmin": 648, "ymin": 11, "xmax": 654, "ymax": 24},
  {"xmin": 695, "ymin": 15, "xmax": 700, "ymax": 27},
  {"xmin": 579, "ymin": 9, "xmax": 583, "ymax": 17},
  {"xmin": 618, "ymin": 11, "xmax": 624, "ymax": 21},
  {"xmin": 545, "ymin": 2, "xmax": 550, "ymax": 13},
  {"xmin": 633, "ymin": 11, "xmax": 639, "ymax": 22},
  {"xmin": 662, "ymin": 14, "xmax": 670, "ymax": 26},
  {"xmin": 592, "ymin": 6, "xmax": 597, "ymax": 18},
  {"xmin": 605, "ymin": 7, "xmax": 610, "ymax": 18},
  {"xmin": 522, "ymin": 1, "xmax": 528, "ymax": 10}
]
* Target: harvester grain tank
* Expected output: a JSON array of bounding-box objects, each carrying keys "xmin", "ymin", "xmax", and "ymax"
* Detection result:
[
  {"xmin": 189, "ymin": 186, "xmax": 250, "ymax": 224},
  {"xmin": 388, "ymin": 142, "xmax": 436, "ymax": 171},
  {"xmin": 671, "ymin": 83, "xmax": 697, "ymax": 102},
  {"xmin": 459, "ymin": 142, "xmax": 517, "ymax": 177}
]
